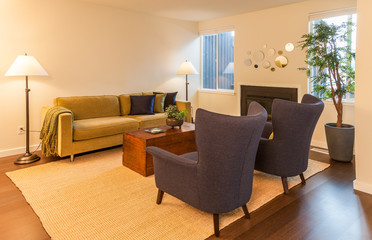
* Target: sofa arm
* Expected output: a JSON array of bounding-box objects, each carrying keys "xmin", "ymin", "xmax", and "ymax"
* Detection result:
[
  {"xmin": 57, "ymin": 113, "xmax": 73, "ymax": 157},
  {"xmin": 52, "ymin": 113, "xmax": 73, "ymax": 157},
  {"xmin": 41, "ymin": 107, "xmax": 73, "ymax": 157},
  {"xmin": 175, "ymin": 100, "xmax": 191, "ymax": 123}
]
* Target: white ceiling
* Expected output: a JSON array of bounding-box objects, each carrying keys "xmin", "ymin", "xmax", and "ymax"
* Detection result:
[{"xmin": 78, "ymin": 0, "xmax": 307, "ymax": 21}]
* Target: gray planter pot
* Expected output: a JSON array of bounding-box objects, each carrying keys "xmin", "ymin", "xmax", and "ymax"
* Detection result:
[{"xmin": 325, "ymin": 123, "xmax": 355, "ymax": 162}]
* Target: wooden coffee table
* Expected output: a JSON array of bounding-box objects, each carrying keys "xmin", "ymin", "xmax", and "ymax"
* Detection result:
[{"xmin": 122, "ymin": 122, "xmax": 196, "ymax": 176}]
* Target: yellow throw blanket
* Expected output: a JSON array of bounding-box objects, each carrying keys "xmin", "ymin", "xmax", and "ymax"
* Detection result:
[{"xmin": 40, "ymin": 107, "xmax": 73, "ymax": 157}]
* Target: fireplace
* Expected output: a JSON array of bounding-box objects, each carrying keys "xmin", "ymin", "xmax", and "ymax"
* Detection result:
[{"xmin": 241, "ymin": 85, "xmax": 298, "ymax": 120}]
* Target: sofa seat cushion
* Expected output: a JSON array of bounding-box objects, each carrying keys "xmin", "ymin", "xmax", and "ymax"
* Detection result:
[
  {"xmin": 73, "ymin": 116, "xmax": 139, "ymax": 141},
  {"xmin": 126, "ymin": 113, "xmax": 166, "ymax": 129}
]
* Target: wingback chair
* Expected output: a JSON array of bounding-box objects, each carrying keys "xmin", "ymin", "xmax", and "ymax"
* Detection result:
[
  {"xmin": 255, "ymin": 94, "xmax": 324, "ymax": 194},
  {"xmin": 146, "ymin": 102, "xmax": 267, "ymax": 237}
]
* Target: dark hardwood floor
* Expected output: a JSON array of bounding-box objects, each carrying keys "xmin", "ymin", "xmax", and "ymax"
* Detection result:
[{"xmin": 1, "ymin": 148, "xmax": 371, "ymax": 240}]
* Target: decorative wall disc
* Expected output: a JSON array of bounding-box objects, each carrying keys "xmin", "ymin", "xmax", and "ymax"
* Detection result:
[
  {"xmin": 253, "ymin": 51, "xmax": 265, "ymax": 62},
  {"xmin": 244, "ymin": 59, "xmax": 252, "ymax": 66},
  {"xmin": 285, "ymin": 43, "xmax": 295, "ymax": 52}
]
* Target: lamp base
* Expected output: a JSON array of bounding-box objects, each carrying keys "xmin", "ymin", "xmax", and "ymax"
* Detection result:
[{"xmin": 14, "ymin": 152, "xmax": 40, "ymax": 165}]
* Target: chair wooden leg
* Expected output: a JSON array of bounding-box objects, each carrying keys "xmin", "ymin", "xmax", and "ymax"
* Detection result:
[
  {"xmin": 242, "ymin": 204, "xmax": 250, "ymax": 219},
  {"xmin": 300, "ymin": 173, "xmax": 306, "ymax": 185},
  {"xmin": 213, "ymin": 214, "xmax": 220, "ymax": 237},
  {"xmin": 156, "ymin": 189, "xmax": 164, "ymax": 205},
  {"xmin": 281, "ymin": 177, "xmax": 289, "ymax": 194}
]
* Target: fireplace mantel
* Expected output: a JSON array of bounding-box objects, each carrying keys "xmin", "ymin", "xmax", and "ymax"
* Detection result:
[{"xmin": 241, "ymin": 85, "xmax": 298, "ymax": 119}]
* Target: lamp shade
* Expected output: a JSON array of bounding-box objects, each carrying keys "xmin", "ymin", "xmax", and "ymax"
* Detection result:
[
  {"xmin": 223, "ymin": 62, "xmax": 234, "ymax": 74},
  {"xmin": 5, "ymin": 55, "xmax": 48, "ymax": 76},
  {"xmin": 176, "ymin": 61, "xmax": 198, "ymax": 75}
]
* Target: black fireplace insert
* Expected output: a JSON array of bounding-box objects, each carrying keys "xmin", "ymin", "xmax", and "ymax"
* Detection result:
[{"xmin": 241, "ymin": 85, "xmax": 298, "ymax": 120}]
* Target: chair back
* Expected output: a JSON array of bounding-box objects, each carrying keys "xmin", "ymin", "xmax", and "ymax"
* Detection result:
[
  {"xmin": 195, "ymin": 102, "xmax": 267, "ymax": 213},
  {"xmin": 271, "ymin": 94, "xmax": 324, "ymax": 173}
]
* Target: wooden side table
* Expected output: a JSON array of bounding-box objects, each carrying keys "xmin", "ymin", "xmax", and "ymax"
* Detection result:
[{"xmin": 122, "ymin": 122, "xmax": 196, "ymax": 176}]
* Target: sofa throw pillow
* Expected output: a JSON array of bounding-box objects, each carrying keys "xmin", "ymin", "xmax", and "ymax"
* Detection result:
[
  {"xmin": 143, "ymin": 93, "xmax": 166, "ymax": 113},
  {"xmin": 154, "ymin": 92, "xmax": 177, "ymax": 111},
  {"xmin": 130, "ymin": 95, "xmax": 155, "ymax": 115}
]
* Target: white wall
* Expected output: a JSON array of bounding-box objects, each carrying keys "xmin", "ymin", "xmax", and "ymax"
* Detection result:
[
  {"xmin": 198, "ymin": 0, "xmax": 356, "ymax": 148},
  {"xmin": 0, "ymin": 0, "xmax": 200, "ymax": 156},
  {"xmin": 354, "ymin": 0, "xmax": 372, "ymax": 195}
]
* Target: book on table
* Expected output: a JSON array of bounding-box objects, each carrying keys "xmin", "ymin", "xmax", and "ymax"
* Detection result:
[{"xmin": 145, "ymin": 128, "xmax": 165, "ymax": 134}]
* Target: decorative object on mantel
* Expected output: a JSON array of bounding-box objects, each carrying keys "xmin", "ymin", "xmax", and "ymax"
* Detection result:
[
  {"xmin": 244, "ymin": 41, "xmax": 297, "ymax": 71},
  {"xmin": 245, "ymin": 43, "xmax": 293, "ymax": 70},
  {"xmin": 244, "ymin": 59, "xmax": 252, "ymax": 66},
  {"xmin": 299, "ymin": 20, "xmax": 355, "ymax": 162},
  {"xmin": 253, "ymin": 50, "xmax": 265, "ymax": 62},
  {"xmin": 176, "ymin": 60, "xmax": 198, "ymax": 101},
  {"xmin": 285, "ymin": 42, "xmax": 295, "ymax": 52},
  {"xmin": 267, "ymin": 48, "xmax": 276, "ymax": 56},
  {"xmin": 5, "ymin": 53, "xmax": 48, "ymax": 165},
  {"xmin": 165, "ymin": 105, "xmax": 187, "ymax": 129},
  {"xmin": 263, "ymin": 60, "xmax": 271, "ymax": 69},
  {"xmin": 275, "ymin": 55, "xmax": 288, "ymax": 68}
]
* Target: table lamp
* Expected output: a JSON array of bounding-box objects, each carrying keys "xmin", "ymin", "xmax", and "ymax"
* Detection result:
[
  {"xmin": 5, "ymin": 54, "xmax": 48, "ymax": 164},
  {"xmin": 223, "ymin": 62, "xmax": 234, "ymax": 74}
]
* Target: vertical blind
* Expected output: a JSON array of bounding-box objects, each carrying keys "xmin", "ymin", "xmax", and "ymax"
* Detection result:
[
  {"xmin": 202, "ymin": 35, "xmax": 217, "ymax": 89},
  {"xmin": 202, "ymin": 30, "xmax": 234, "ymax": 90}
]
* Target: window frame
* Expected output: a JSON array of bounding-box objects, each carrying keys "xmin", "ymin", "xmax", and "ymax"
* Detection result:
[
  {"xmin": 200, "ymin": 28, "xmax": 235, "ymax": 94},
  {"xmin": 308, "ymin": 9, "xmax": 356, "ymax": 103}
]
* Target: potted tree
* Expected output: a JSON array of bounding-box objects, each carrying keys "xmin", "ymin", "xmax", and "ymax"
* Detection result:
[
  {"xmin": 299, "ymin": 20, "xmax": 355, "ymax": 162},
  {"xmin": 165, "ymin": 105, "xmax": 188, "ymax": 129}
]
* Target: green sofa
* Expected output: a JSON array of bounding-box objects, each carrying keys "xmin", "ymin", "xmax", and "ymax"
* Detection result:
[{"xmin": 41, "ymin": 94, "xmax": 191, "ymax": 161}]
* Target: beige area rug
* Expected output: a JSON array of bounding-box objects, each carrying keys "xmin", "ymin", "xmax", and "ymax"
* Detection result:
[{"xmin": 7, "ymin": 148, "xmax": 329, "ymax": 240}]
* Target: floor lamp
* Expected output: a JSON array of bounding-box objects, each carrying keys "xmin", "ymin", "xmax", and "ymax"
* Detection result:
[
  {"xmin": 176, "ymin": 60, "xmax": 198, "ymax": 101},
  {"xmin": 5, "ymin": 54, "xmax": 48, "ymax": 165}
]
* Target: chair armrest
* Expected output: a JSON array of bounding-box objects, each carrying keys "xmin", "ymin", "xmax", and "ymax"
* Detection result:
[
  {"xmin": 147, "ymin": 146, "xmax": 197, "ymax": 167},
  {"xmin": 176, "ymin": 100, "xmax": 191, "ymax": 123},
  {"xmin": 146, "ymin": 146, "xmax": 198, "ymax": 197}
]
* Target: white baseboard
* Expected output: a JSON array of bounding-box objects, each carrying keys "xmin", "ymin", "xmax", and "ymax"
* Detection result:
[
  {"xmin": 311, "ymin": 140, "xmax": 328, "ymax": 149},
  {"xmin": 353, "ymin": 180, "xmax": 372, "ymax": 195},
  {"xmin": 0, "ymin": 144, "xmax": 41, "ymax": 158}
]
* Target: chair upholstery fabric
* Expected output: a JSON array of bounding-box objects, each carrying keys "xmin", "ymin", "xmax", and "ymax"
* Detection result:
[
  {"xmin": 254, "ymin": 94, "xmax": 324, "ymax": 178},
  {"xmin": 147, "ymin": 102, "xmax": 267, "ymax": 214}
]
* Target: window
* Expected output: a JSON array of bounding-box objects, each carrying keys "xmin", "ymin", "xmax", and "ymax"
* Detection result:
[
  {"xmin": 309, "ymin": 13, "xmax": 357, "ymax": 101},
  {"xmin": 201, "ymin": 30, "xmax": 235, "ymax": 91}
]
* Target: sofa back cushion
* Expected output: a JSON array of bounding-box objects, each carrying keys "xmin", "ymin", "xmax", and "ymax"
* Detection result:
[
  {"xmin": 153, "ymin": 91, "xmax": 177, "ymax": 111},
  {"xmin": 143, "ymin": 92, "xmax": 166, "ymax": 113},
  {"xmin": 54, "ymin": 95, "xmax": 120, "ymax": 120},
  {"xmin": 118, "ymin": 93, "xmax": 142, "ymax": 116}
]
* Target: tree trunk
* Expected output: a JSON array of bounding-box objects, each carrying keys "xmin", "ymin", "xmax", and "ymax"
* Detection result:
[
  {"xmin": 336, "ymin": 112, "xmax": 342, "ymax": 128},
  {"xmin": 335, "ymin": 101, "xmax": 343, "ymax": 128}
]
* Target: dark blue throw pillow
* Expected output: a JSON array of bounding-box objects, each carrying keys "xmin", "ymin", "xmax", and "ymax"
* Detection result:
[
  {"xmin": 153, "ymin": 91, "xmax": 177, "ymax": 110},
  {"xmin": 130, "ymin": 95, "xmax": 155, "ymax": 115}
]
